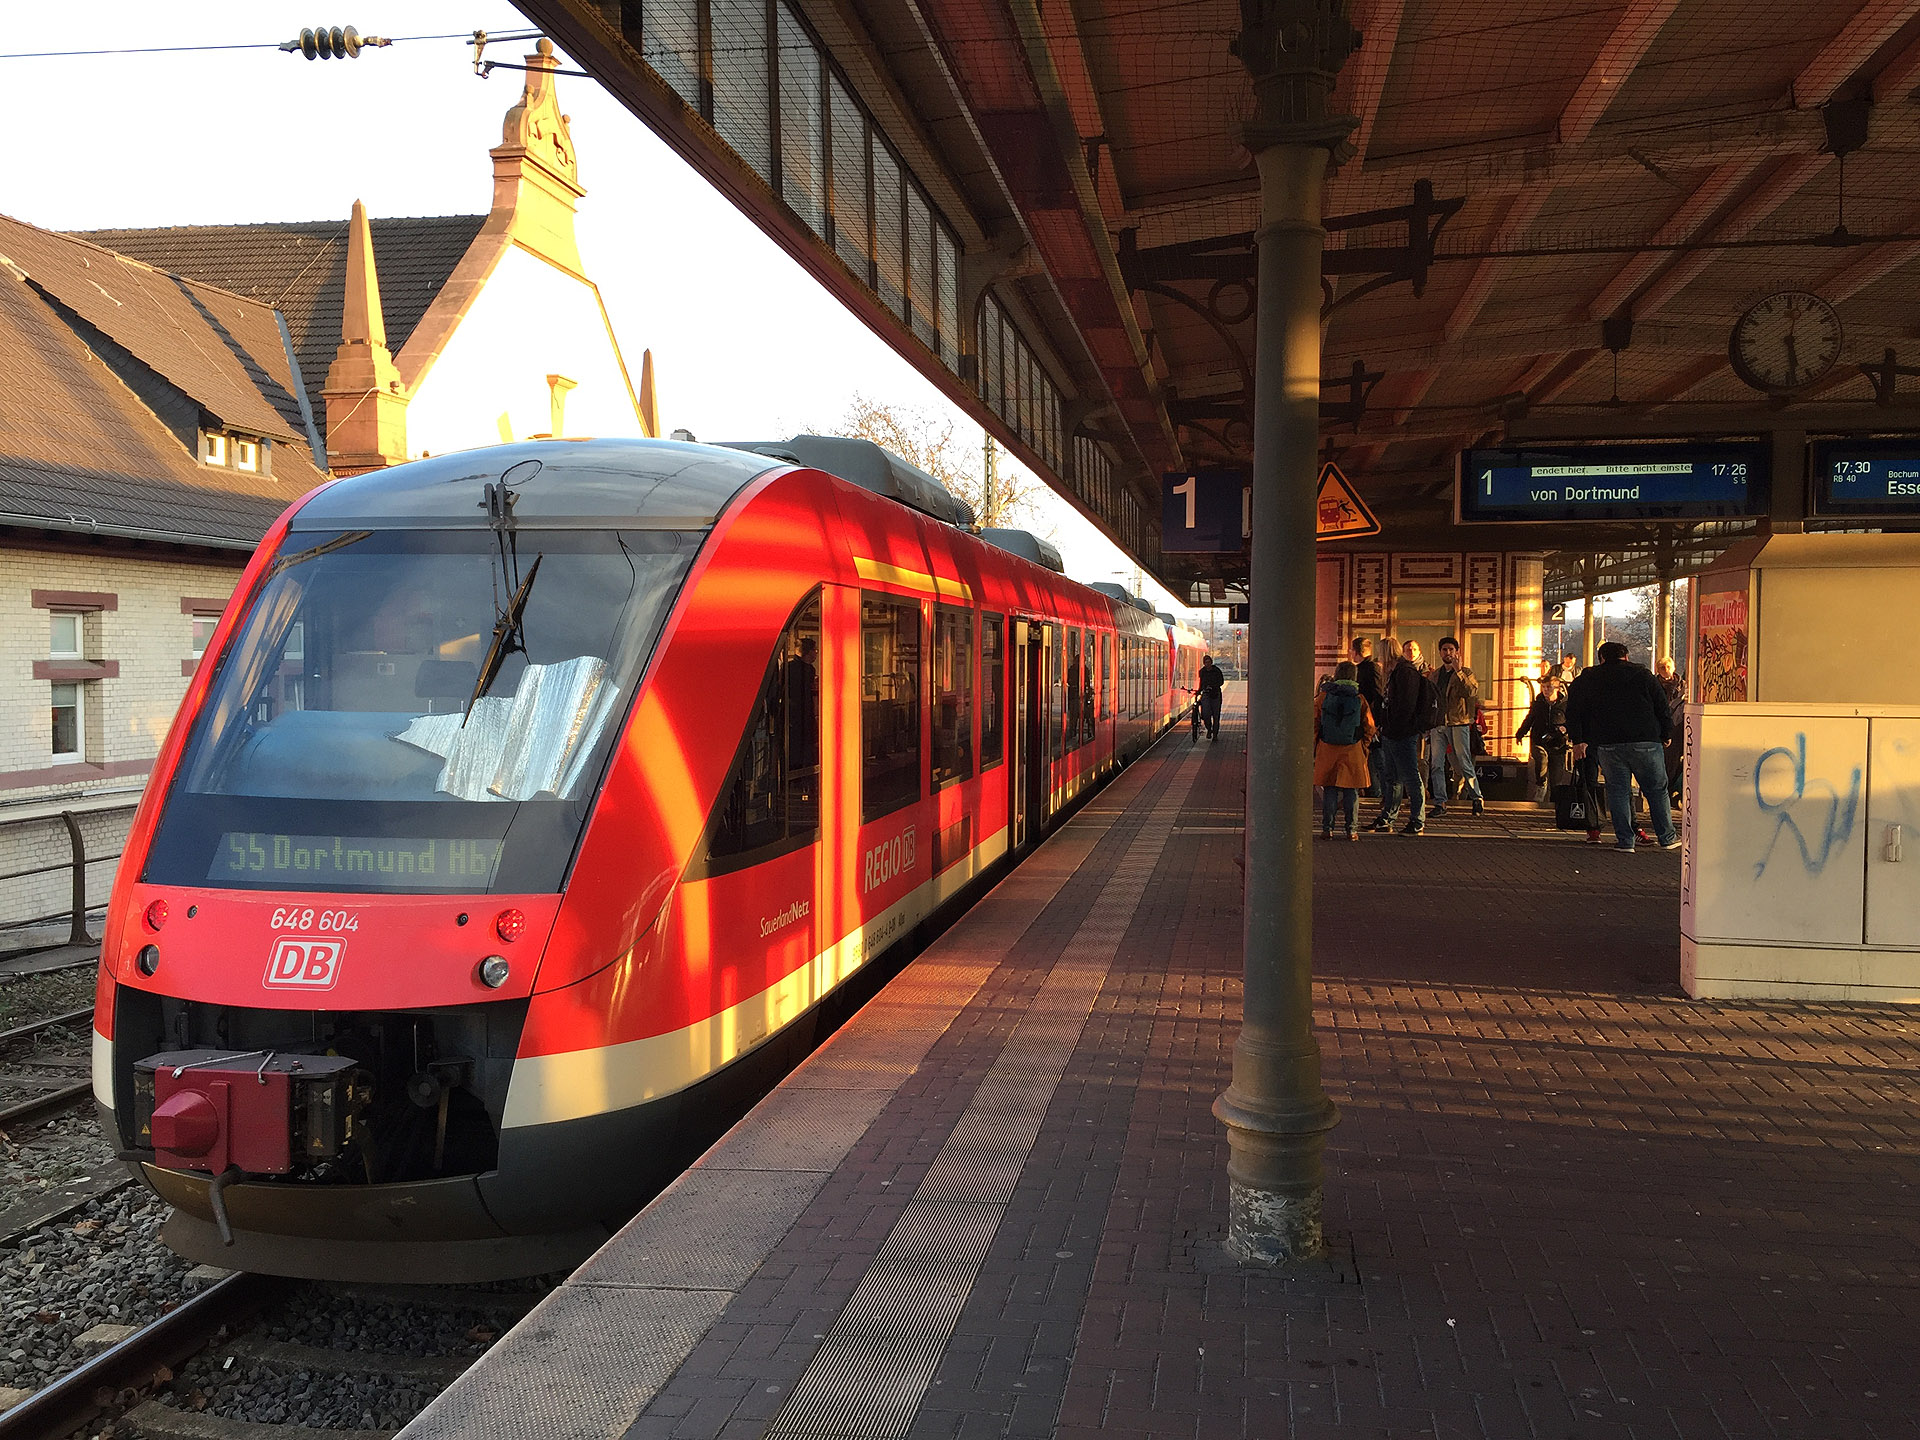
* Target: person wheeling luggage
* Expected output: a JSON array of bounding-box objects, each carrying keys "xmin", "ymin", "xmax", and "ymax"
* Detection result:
[
  {"xmin": 1566, "ymin": 640, "xmax": 1680, "ymax": 853},
  {"xmin": 1197, "ymin": 654, "xmax": 1225, "ymax": 741},
  {"xmin": 1315, "ymin": 661, "xmax": 1375, "ymax": 840}
]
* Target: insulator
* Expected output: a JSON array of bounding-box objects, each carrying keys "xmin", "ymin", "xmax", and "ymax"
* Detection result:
[
  {"xmin": 299, "ymin": 27, "xmax": 317, "ymax": 59},
  {"xmin": 314, "ymin": 26, "xmax": 334, "ymax": 58},
  {"xmin": 329, "ymin": 26, "xmax": 347, "ymax": 57},
  {"xmin": 341, "ymin": 25, "xmax": 361, "ymax": 57}
]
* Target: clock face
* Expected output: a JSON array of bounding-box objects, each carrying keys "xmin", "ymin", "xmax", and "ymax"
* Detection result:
[{"xmin": 1729, "ymin": 290, "xmax": 1843, "ymax": 393}]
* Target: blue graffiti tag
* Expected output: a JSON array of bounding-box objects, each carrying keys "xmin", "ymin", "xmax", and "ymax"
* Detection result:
[{"xmin": 1751, "ymin": 734, "xmax": 1862, "ymax": 879}]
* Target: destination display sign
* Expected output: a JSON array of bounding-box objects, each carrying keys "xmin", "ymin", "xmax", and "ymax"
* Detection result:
[
  {"xmin": 210, "ymin": 831, "xmax": 502, "ymax": 890},
  {"xmin": 1456, "ymin": 443, "xmax": 1769, "ymax": 522},
  {"xmin": 1813, "ymin": 439, "xmax": 1920, "ymax": 514}
]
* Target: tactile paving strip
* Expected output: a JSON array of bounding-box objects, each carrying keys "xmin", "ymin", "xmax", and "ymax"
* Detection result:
[
  {"xmin": 765, "ymin": 746, "xmax": 1205, "ymax": 1438},
  {"xmin": 399, "ymin": 1284, "xmax": 730, "ymax": 1440}
]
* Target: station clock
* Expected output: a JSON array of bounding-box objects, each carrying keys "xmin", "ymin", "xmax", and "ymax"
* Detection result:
[{"xmin": 1728, "ymin": 290, "xmax": 1843, "ymax": 394}]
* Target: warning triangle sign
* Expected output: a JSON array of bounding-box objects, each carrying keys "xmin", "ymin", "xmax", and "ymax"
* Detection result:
[{"xmin": 1315, "ymin": 461, "xmax": 1380, "ymax": 540}]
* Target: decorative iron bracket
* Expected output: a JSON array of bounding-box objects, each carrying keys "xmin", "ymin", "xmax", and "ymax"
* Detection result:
[
  {"xmin": 1118, "ymin": 181, "xmax": 1463, "ymax": 315},
  {"xmin": 1860, "ymin": 347, "xmax": 1920, "ymax": 406}
]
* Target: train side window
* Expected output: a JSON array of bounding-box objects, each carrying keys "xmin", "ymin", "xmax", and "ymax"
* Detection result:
[
  {"xmin": 706, "ymin": 593, "xmax": 823, "ymax": 868},
  {"xmin": 980, "ymin": 613, "xmax": 1004, "ymax": 768},
  {"xmin": 932, "ymin": 604, "xmax": 974, "ymax": 788},
  {"xmin": 862, "ymin": 593, "xmax": 921, "ymax": 822},
  {"xmin": 1047, "ymin": 624, "xmax": 1064, "ymax": 763},
  {"xmin": 1064, "ymin": 627, "xmax": 1082, "ymax": 754}
]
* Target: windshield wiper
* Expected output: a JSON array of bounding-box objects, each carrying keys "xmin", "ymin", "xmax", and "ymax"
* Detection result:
[
  {"xmin": 462, "ymin": 553, "xmax": 542, "ymax": 726},
  {"xmin": 263, "ymin": 529, "xmax": 371, "ymax": 581}
]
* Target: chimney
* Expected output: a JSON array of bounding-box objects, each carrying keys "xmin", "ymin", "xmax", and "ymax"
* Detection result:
[
  {"xmin": 322, "ymin": 200, "xmax": 409, "ymax": 474},
  {"xmin": 490, "ymin": 39, "xmax": 586, "ymax": 273}
]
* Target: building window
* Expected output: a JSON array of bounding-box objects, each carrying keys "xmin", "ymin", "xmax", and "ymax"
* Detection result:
[
  {"xmin": 190, "ymin": 613, "xmax": 221, "ymax": 659},
  {"xmin": 49, "ymin": 611, "xmax": 82, "ymax": 659},
  {"xmin": 50, "ymin": 682, "xmax": 81, "ymax": 760},
  {"xmin": 200, "ymin": 429, "xmax": 270, "ymax": 474}
]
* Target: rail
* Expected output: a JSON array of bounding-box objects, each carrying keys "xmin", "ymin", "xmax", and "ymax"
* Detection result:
[
  {"xmin": 0, "ymin": 807, "xmax": 129, "ymax": 946},
  {"xmin": 0, "ymin": 1272, "xmax": 293, "ymax": 1440}
]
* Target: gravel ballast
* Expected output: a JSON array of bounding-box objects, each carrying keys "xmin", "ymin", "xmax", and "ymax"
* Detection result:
[
  {"xmin": 0, "ymin": 967, "xmax": 96, "ymax": 1030},
  {"xmin": 0, "ymin": 1186, "xmax": 197, "ymax": 1390}
]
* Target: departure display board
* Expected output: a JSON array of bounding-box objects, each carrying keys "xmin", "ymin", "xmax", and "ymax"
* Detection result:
[
  {"xmin": 1457, "ymin": 443, "xmax": 1769, "ymax": 522},
  {"xmin": 1813, "ymin": 439, "xmax": 1920, "ymax": 515}
]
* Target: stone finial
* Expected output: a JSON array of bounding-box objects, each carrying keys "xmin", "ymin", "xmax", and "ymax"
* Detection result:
[
  {"xmin": 323, "ymin": 199, "xmax": 408, "ymax": 474},
  {"xmin": 495, "ymin": 38, "xmax": 581, "ymax": 196},
  {"xmin": 487, "ymin": 38, "xmax": 586, "ymax": 272},
  {"xmin": 339, "ymin": 199, "xmax": 389, "ymax": 350}
]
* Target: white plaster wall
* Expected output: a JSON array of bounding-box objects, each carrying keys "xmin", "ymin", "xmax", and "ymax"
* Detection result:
[{"xmin": 405, "ymin": 246, "xmax": 644, "ymax": 458}]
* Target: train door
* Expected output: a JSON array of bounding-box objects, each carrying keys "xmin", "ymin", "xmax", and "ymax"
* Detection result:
[{"xmin": 1011, "ymin": 619, "xmax": 1049, "ymax": 851}]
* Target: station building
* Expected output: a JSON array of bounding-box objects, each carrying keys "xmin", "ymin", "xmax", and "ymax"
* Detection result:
[{"xmin": 0, "ymin": 46, "xmax": 652, "ymax": 935}]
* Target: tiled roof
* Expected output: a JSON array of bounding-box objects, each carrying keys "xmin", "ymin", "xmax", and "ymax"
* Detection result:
[
  {"xmin": 0, "ymin": 215, "xmax": 311, "ymax": 447},
  {"xmin": 76, "ymin": 216, "xmax": 488, "ymax": 420},
  {"xmin": 0, "ymin": 237, "xmax": 323, "ymax": 549}
]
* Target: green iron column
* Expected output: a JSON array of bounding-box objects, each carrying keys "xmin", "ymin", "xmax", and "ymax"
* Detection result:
[{"xmin": 1212, "ymin": 0, "xmax": 1357, "ymax": 1265}]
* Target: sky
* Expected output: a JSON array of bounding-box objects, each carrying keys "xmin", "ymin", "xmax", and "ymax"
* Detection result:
[{"xmin": 1, "ymin": 2, "xmax": 1203, "ymax": 619}]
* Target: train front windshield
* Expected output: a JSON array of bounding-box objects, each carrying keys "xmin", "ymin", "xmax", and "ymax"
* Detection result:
[{"xmin": 146, "ymin": 528, "xmax": 698, "ymax": 894}]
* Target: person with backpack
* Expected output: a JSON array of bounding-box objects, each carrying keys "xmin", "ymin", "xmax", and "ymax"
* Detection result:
[
  {"xmin": 1371, "ymin": 636, "xmax": 1438, "ymax": 834},
  {"xmin": 1315, "ymin": 661, "xmax": 1375, "ymax": 839}
]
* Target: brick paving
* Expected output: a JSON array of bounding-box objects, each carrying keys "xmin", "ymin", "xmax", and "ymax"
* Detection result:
[{"xmin": 514, "ymin": 689, "xmax": 1918, "ymax": 1440}]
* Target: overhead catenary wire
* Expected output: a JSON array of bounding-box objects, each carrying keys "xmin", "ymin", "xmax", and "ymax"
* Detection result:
[{"xmin": 0, "ymin": 29, "xmax": 541, "ymax": 60}]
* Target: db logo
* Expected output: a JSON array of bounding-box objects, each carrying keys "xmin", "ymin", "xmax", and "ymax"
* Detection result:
[{"xmin": 264, "ymin": 938, "xmax": 345, "ymax": 990}]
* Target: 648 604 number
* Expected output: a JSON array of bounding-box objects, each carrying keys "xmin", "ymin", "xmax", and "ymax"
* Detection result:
[{"xmin": 269, "ymin": 907, "xmax": 359, "ymax": 932}]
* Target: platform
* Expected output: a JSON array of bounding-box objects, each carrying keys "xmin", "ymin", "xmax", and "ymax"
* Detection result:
[{"xmin": 404, "ymin": 692, "xmax": 1920, "ymax": 1440}]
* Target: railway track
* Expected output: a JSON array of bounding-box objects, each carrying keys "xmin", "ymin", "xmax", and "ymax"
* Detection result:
[
  {"xmin": 0, "ymin": 1005, "xmax": 96, "ymax": 1130},
  {"xmin": 0, "ymin": 1002, "xmax": 121, "ymax": 1250},
  {"xmin": 0, "ymin": 1272, "xmax": 542, "ymax": 1440}
]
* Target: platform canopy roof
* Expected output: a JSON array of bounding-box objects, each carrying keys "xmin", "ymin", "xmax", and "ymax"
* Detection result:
[{"xmin": 518, "ymin": 0, "xmax": 1920, "ymax": 593}]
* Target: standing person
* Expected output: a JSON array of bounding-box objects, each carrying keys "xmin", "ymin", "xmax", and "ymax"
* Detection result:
[
  {"xmin": 1515, "ymin": 672, "xmax": 1568, "ymax": 797},
  {"xmin": 1197, "ymin": 653, "xmax": 1224, "ymax": 741},
  {"xmin": 1566, "ymin": 640, "xmax": 1678, "ymax": 852},
  {"xmin": 1352, "ymin": 637, "xmax": 1385, "ymax": 799},
  {"xmin": 1315, "ymin": 661, "xmax": 1375, "ymax": 840},
  {"xmin": 1425, "ymin": 636, "xmax": 1485, "ymax": 817},
  {"xmin": 1372, "ymin": 636, "xmax": 1436, "ymax": 835},
  {"xmin": 1656, "ymin": 657, "xmax": 1686, "ymax": 806}
]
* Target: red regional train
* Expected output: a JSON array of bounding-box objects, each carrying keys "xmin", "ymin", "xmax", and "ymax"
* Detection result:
[{"xmin": 94, "ymin": 436, "xmax": 1206, "ymax": 1280}]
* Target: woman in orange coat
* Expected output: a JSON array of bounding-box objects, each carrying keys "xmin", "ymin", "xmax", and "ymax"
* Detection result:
[{"xmin": 1315, "ymin": 660, "xmax": 1377, "ymax": 840}]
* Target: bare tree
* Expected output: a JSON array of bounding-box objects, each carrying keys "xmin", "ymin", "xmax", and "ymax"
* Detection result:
[{"xmin": 833, "ymin": 395, "xmax": 1051, "ymax": 532}]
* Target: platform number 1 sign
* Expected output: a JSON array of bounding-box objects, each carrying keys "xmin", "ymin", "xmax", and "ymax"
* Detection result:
[
  {"xmin": 1162, "ymin": 468, "xmax": 1246, "ymax": 553},
  {"xmin": 1165, "ymin": 464, "xmax": 1379, "ymax": 550}
]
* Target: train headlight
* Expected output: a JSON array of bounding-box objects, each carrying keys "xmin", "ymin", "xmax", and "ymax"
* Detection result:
[
  {"xmin": 136, "ymin": 944, "xmax": 161, "ymax": 977},
  {"xmin": 494, "ymin": 908, "xmax": 525, "ymax": 943},
  {"xmin": 143, "ymin": 899, "xmax": 168, "ymax": 932},
  {"xmin": 478, "ymin": 955, "xmax": 511, "ymax": 989}
]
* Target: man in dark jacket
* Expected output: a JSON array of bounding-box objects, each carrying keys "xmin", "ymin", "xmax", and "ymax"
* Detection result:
[
  {"xmin": 1369, "ymin": 644, "xmax": 1429, "ymax": 834},
  {"xmin": 1197, "ymin": 654, "xmax": 1224, "ymax": 740},
  {"xmin": 1351, "ymin": 637, "xmax": 1385, "ymax": 797},
  {"xmin": 1566, "ymin": 640, "xmax": 1678, "ymax": 852}
]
